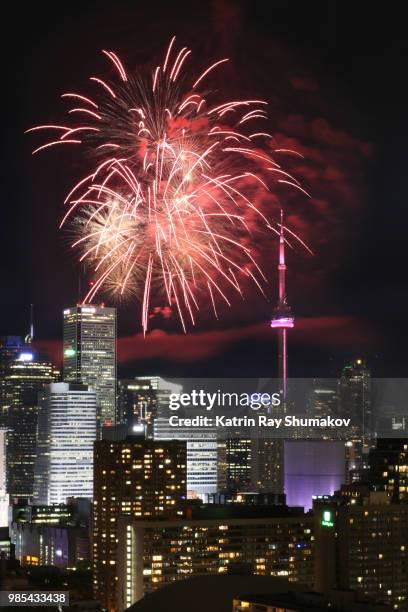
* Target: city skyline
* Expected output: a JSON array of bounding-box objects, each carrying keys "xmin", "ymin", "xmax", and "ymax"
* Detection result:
[
  {"xmin": 1, "ymin": 1, "xmax": 407, "ymax": 378},
  {"xmin": 1, "ymin": 3, "xmax": 408, "ymax": 611}
]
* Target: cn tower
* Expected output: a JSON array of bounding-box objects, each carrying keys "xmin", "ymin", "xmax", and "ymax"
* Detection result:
[{"xmin": 271, "ymin": 210, "xmax": 294, "ymax": 401}]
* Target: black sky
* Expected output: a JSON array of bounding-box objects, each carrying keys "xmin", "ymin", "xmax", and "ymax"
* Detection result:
[{"xmin": 1, "ymin": 1, "xmax": 408, "ymax": 377}]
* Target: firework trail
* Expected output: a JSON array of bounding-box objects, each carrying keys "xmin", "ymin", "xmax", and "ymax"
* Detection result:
[{"xmin": 28, "ymin": 38, "xmax": 310, "ymax": 332}]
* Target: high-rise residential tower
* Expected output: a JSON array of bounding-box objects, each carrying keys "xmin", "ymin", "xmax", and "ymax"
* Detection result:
[
  {"xmin": 63, "ymin": 304, "xmax": 116, "ymax": 429},
  {"xmin": 33, "ymin": 382, "xmax": 97, "ymax": 504},
  {"xmin": 93, "ymin": 437, "xmax": 187, "ymax": 610},
  {"xmin": 314, "ymin": 490, "xmax": 408, "ymax": 611}
]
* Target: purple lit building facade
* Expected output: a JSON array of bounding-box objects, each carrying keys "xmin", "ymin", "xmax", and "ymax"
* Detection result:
[{"xmin": 284, "ymin": 440, "xmax": 346, "ymax": 510}]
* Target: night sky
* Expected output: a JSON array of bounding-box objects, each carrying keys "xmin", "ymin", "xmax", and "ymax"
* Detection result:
[{"xmin": 1, "ymin": 1, "xmax": 407, "ymax": 377}]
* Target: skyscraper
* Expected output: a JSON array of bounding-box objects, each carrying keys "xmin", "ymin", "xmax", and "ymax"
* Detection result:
[
  {"xmin": 63, "ymin": 305, "xmax": 116, "ymax": 429},
  {"xmin": 251, "ymin": 435, "xmax": 284, "ymax": 494},
  {"xmin": 154, "ymin": 414, "xmax": 225, "ymax": 498},
  {"xmin": 33, "ymin": 382, "xmax": 97, "ymax": 504},
  {"xmin": 224, "ymin": 436, "xmax": 252, "ymax": 492},
  {"xmin": 4, "ymin": 350, "xmax": 58, "ymax": 501},
  {"xmin": 339, "ymin": 358, "xmax": 371, "ymax": 440},
  {"xmin": 121, "ymin": 376, "xmax": 225, "ymax": 498},
  {"xmin": 0, "ymin": 336, "xmax": 25, "ymax": 427},
  {"xmin": 307, "ymin": 385, "xmax": 339, "ymax": 423},
  {"xmin": 339, "ymin": 359, "xmax": 372, "ymax": 482},
  {"xmin": 93, "ymin": 437, "xmax": 187, "ymax": 610},
  {"xmin": 117, "ymin": 377, "xmax": 158, "ymax": 436}
]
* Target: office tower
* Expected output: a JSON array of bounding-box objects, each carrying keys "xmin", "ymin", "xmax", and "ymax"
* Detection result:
[
  {"xmin": 33, "ymin": 382, "xmax": 97, "ymax": 504},
  {"xmin": 152, "ymin": 378, "xmax": 225, "ymax": 498},
  {"xmin": 284, "ymin": 440, "xmax": 346, "ymax": 511},
  {"xmin": 117, "ymin": 505, "xmax": 314, "ymax": 610},
  {"xmin": 339, "ymin": 359, "xmax": 373, "ymax": 483},
  {"xmin": 339, "ymin": 358, "xmax": 371, "ymax": 439},
  {"xmin": 307, "ymin": 384, "xmax": 339, "ymax": 422},
  {"xmin": 251, "ymin": 436, "xmax": 284, "ymax": 494},
  {"xmin": 368, "ymin": 438, "xmax": 408, "ymax": 503},
  {"xmin": 224, "ymin": 436, "xmax": 252, "ymax": 492},
  {"xmin": 63, "ymin": 304, "xmax": 116, "ymax": 429},
  {"xmin": 314, "ymin": 491, "xmax": 408, "ymax": 611},
  {"xmin": 0, "ymin": 429, "xmax": 9, "ymax": 527},
  {"xmin": 118, "ymin": 375, "xmax": 181, "ymax": 431},
  {"xmin": 117, "ymin": 377, "xmax": 158, "ymax": 436},
  {"xmin": 112, "ymin": 374, "xmax": 224, "ymax": 510},
  {"xmin": 186, "ymin": 436, "xmax": 225, "ymax": 498},
  {"xmin": 154, "ymin": 414, "xmax": 225, "ymax": 498},
  {"xmin": 0, "ymin": 336, "xmax": 25, "ymax": 427},
  {"xmin": 93, "ymin": 437, "xmax": 187, "ymax": 610},
  {"xmin": 4, "ymin": 350, "xmax": 58, "ymax": 501}
]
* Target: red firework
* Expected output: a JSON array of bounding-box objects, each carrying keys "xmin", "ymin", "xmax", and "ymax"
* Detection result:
[{"xmin": 27, "ymin": 37, "xmax": 310, "ymax": 332}]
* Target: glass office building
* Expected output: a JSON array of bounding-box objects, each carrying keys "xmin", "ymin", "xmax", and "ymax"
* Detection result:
[
  {"xmin": 33, "ymin": 382, "xmax": 97, "ymax": 504},
  {"xmin": 63, "ymin": 305, "xmax": 116, "ymax": 429},
  {"xmin": 5, "ymin": 351, "xmax": 58, "ymax": 500}
]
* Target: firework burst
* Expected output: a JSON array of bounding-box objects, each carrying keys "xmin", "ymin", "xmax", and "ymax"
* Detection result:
[{"xmin": 28, "ymin": 37, "xmax": 310, "ymax": 332}]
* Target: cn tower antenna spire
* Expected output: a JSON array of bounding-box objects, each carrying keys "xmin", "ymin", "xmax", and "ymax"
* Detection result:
[
  {"xmin": 30, "ymin": 303, "xmax": 34, "ymax": 341},
  {"xmin": 279, "ymin": 208, "xmax": 286, "ymax": 301},
  {"xmin": 271, "ymin": 210, "xmax": 294, "ymax": 402},
  {"xmin": 25, "ymin": 304, "xmax": 34, "ymax": 345}
]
